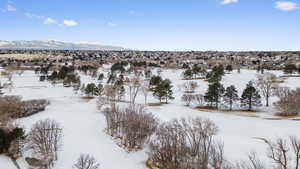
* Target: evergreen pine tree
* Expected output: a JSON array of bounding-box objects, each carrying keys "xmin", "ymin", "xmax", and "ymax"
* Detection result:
[
  {"xmin": 153, "ymin": 79, "xmax": 174, "ymax": 103},
  {"xmin": 283, "ymin": 64, "xmax": 297, "ymax": 74},
  {"xmin": 240, "ymin": 81, "xmax": 262, "ymax": 111},
  {"xmin": 192, "ymin": 64, "xmax": 202, "ymax": 78},
  {"xmin": 223, "ymin": 85, "xmax": 239, "ymax": 110},
  {"xmin": 149, "ymin": 75, "xmax": 162, "ymax": 88},
  {"xmin": 97, "ymin": 83, "xmax": 104, "ymax": 96},
  {"xmin": 0, "ymin": 81, "xmax": 3, "ymax": 95},
  {"xmin": 183, "ymin": 68, "xmax": 193, "ymax": 79},
  {"xmin": 225, "ymin": 65, "xmax": 233, "ymax": 73},
  {"xmin": 204, "ymin": 81, "xmax": 225, "ymax": 109},
  {"xmin": 85, "ymin": 83, "xmax": 99, "ymax": 97},
  {"xmin": 107, "ymin": 73, "xmax": 116, "ymax": 84},
  {"xmin": 114, "ymin": 76, "xmax": 125, "ymax": 101},
  {"xmin": 208, "ymin": 65, "xmax": 225, "ymax": 83},
  {"xmin": 98, "ymin": 73, "xmax": 104, "ymax": 81}
]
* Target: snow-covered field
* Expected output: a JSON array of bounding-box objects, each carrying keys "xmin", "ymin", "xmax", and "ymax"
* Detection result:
[{"xmin": 1, "ymin": 68, "xmax": 300, "ymax": 169}]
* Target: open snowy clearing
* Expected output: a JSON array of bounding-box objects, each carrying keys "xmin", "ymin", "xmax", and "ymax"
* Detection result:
[{"xmin": 1, "ymin": 68, "xmax": 300, "ymax": 169}]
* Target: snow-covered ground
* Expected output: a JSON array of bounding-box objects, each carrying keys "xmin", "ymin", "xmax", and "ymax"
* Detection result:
[{"xmin": 0, "ymin": 68, "xmax": 300, "ymax": 169}]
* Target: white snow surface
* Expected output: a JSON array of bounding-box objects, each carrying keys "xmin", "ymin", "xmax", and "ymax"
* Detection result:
[{"xmin": 0, "ymin": 68, "xmax": 300, "ymax": 169}]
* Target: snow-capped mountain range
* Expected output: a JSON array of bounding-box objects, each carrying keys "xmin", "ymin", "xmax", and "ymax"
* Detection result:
[{"xmin": 0, "ymin": 40, "xmax": 125, "ymax": 50}]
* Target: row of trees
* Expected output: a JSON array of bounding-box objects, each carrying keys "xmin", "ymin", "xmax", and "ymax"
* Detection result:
[
  {"xmin": 182, "ymin": 64, "xmax": 233, "ymax": 80},
  {"xmin": 182, "ymin": 71, "xmax": 281, "ymax": 111},
  {"xmin": 204, "ymin": 80, "xmax": 262, "ymax": 111},
  {"xmin": 182, "ymin": 81, "xmax": 262, "ymax": 111}
]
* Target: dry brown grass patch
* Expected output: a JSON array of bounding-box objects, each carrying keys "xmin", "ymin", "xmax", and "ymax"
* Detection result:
[
  {"xmin": 148, "ymin": 103, "xmax": 164, "ymax": 107},
  {"xmin": 145, "ymin": 160, "xmax": 157, "ymax": 169},
  {"xmin": 280, "ymin": 75, "xmax": 300, "ymax": 78},
  {"xmin": 80, "ymin": 96, "xmax": 94, "ymax": 102},
  {"xmin": 182, "ymin": 77, "xmax": 206, "ymax": 80},
  {"xmin": 274, "ymin": 112, "xmax": 300, "ymax": 118},
  {"xmin": 194, "ymin": 106, "xmax": 261, "ymax": 118}
]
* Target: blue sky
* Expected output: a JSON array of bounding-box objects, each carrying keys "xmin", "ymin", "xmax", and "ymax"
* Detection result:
[{"xmin": 0, "ymin": 0, "xmax": 300, "ymax": 51}]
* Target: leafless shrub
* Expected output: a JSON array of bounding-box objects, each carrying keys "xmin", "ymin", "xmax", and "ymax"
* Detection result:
[
  {"xmin": 17, "ymin": 99, "xmax": 49, "ymax": 118},
  {"xmin": 103, "ymin": 105, "xmax": 158, "ymax": 151},
  {"xmin": 194, "ymin": 94, "xmax": 205, "ymax": 107},
  {"xmin": 0, "ymin": 96, "xmax": 49, "ymax": 121},
  {"xmin": 27, "ymin": 119, "xmax": 63, "ymax": 169},
  {"xmin": 73, "ymin": 154, "xmax": 100, "ymax": 169},
  {"xmin": 1, "ymin": 70, "xmax": 13, "ymax": 82},
  {"xmin": 148, "ymin": 117, "xmax": 229, "ymax": 169},
  {"xmin": 182, "ymin": 81, "xmax": 199, "ymax": 93},
  {"xmin": 0, "ymin": 96, "xmax": 21, "ymax": 127},
  {"xmin": 96, "ymin": 96, "xmax": 109, "ymax": 111},
  {"xmin": 210, "ymin": 141, "xmax": 230, "ymax": 169},
  {"xmin": 234, "ymin": 152, "xmax": 266, "ymax": 169},
  {"xmin": 181, "ymin": 94, "xmax": 195, "ymax": 106},
  {"xmin": 274, "ymin": 88, "xmax": 300, "ymax": 116},
  {"xmin": 273, "ymin": 87, "xmax": 291, "ymax": 99},
  {"xmin": 103, "ymin": 85, "xmax": 117, "ymax": 102}
]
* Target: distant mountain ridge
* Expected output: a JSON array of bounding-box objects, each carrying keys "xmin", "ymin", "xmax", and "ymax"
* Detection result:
[{"xmin": 0, "ymin": 40, "xmax": 125, "ymax": 50}]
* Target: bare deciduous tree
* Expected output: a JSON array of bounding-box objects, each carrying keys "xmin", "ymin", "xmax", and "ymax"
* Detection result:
[
  {"xmin": 274, "ymin": 87, "xmax": 291, "ymax": 99},
  {"xmin": 103, "ymin": 84, "xmax": 117, "ymax": 102},
  {"xmin": 256, "ymin": 73, "xmax": 278, "ymax": 107},
  {"xmin": 235, "ymin": 152, "xmax": 266, "ymax": 169},
  {"xmin": 256, "ymin": 136, "xmax": 300, "ymax": 169},
  {"xmin": 128, "ymin": 74, "xmax": 142, "ymax": 105},
  {"xmin": 73, "ymin": 154, "xmax": 100, "ymax": 169},
  {"xmin": 194, "ymin": 94, "xmax": 205, "ymax": 107},
  {"xmin": 181, "ymin": 94, "xmax": 195, "ymax": 106},
  {"xmin": 141, "ymin": 81, "xmax": 149, "ymax": 105},
  {"xmin": 96, "ymin": 96, "xmax": 109, "ymax": 111},
  {"xmin": 27, "ymin": 119, "xmax": 63, "ymax": 169},
  {"xmin": 182, "ymin": 81, "xmax": 199, "ymax": 93}
]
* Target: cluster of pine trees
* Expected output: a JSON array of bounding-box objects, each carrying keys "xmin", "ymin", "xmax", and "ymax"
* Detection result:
[
  {"xmin": 204, "ymin": 65, "xmax": 262, "ymax": 111},
  {"xmin": 182, "ymin": 64, "xmax": 207, "ymax": 79},
  {"xmin": 283, "ymin": 64, "xmax": 300, "ymax": 74},
  {"xmin": 150, "ymin": 75, "xmax": 174, "ymax": 103}
]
